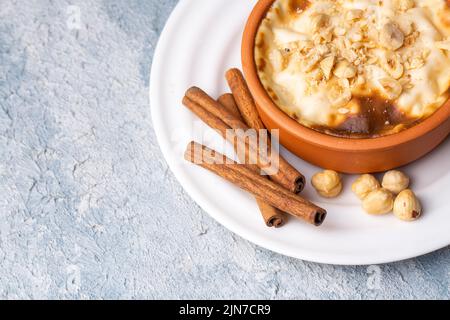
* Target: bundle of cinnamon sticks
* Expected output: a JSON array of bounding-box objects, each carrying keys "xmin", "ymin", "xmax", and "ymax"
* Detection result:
[{"xmin": 182, "ymin": 68, "xmax": 327, "ymax": 227}]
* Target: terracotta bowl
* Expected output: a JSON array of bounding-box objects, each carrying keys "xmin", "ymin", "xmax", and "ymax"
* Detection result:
[{"xmin": 242, "ymin": 0, "xmax": 450, "ymax": 174}]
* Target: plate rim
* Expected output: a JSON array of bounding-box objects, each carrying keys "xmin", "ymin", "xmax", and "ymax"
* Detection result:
[{"xmin": 149, "ymin": 0, "xmax": 450, "ymax": 266}]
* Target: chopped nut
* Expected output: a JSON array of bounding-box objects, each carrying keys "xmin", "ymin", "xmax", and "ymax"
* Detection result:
[
  {"xmin": 398, "ymin": 19, "xmax": 413, "ymax": 36},
  {"xmin": 333, "ymin": 60, "xmax": 357, "ymax": 79},
  {"xmin": 311, "ymin": 170, "xmax": 343, "ymax": 198},
  {"xmin": 399, "ymin": 76, "xmax": 413, "ymax": 89},
  {"xmin": 290, "ymin": 40, "xmax": 313, "ymax": 53},
  {"xmin": 346, "ymin": 9, "xmax": 363, "ymax": 21},
  {"xmin": 352, "ymin": 174, "xmax": 381, "ymax": 200},
  {"xmin": 382, "ymin": 170, "xmax": 410, "ymax": 194},
  {"xmin": 377, "ymin": 77, "xmax": 403, "ymax": 100},
  {"xmin": 367, "ymin": 26, "xmax": 380, "ymax": 42},
  {"xmin": 313, "ymin": 33, "xmax": 325, "ymax": 45},
  {"xmin": 404, "ymin": 30, "xmax": 420, "ymax": 46},
  {"xmin": 362, "ymin": 189, "xmax": 394, "ymax": 215},
  {"xmin": 348, "ymin": 27, "xmax": 363, "ymax": 42},
  {"xmin": 305, "ymin": 68, "xmax": 325, "ymax": 90},
  {"xmin": 379, "ymin": 22, "xmax": 405, "ymax": 50},
  {"xmin": 320, "ymin": 55, "xmax": 336, "ymax": 79},
  {"xmin": 354, "ymin": 75, "xmax": 366, "ymax": 87},
  {"xmin": 393, "ymin": 189, "xmax": 422, "ymax": 221},
  {"xmin": 309, "ymin": 68, "xmax": 324, "ymax": 80},
  {"xmin": 301, "ymin": 51, "xmax": 323, "ymax": 72},
  {"xmin": 316, "ymin": 44, "xmax": 330, "ymax": 56},
  {"xmin": 319, "ymin": 28, "xmax": 334, "ymax": 42},
  {"xmin": 380, "ymin": 51, "xmax": 404, "ymax": 79},
  {"xmin": 406, "ymin": 56, "xmax": 425, "ymax": 70},
  {"xmin": 340, "ymin": 78, "xmax": 350, "ymax": 88},
  {"xmin": 327, "ymin": 78, "xmax": 352, "ymax": 107},
  {"xmin": 341, "ymin": 49, "xmax": 358, "ymax": 63}
]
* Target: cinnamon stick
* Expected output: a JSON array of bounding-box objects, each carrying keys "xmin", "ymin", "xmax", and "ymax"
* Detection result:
[
  {"xmin": 185, "ymin": 142, "xmax": 327, "ymax": 226},
  {"xmin": 225, "ymin": 68, "xmax": 305, "ymax": 193},
  {"xmin": 218, "ymin": 94, "xmax": 286, "ymax": 228},
  {"xmin": 183, "ymin": 96, "xmax": 260, "ymax": 172},
  {"xmin": 183, "ymin": 95, "xmax": 276, "ymax": 173},
  {"xmin": 225, "ymin": 69, "xmax": 266, "ymax": 131},
  {"xmin": 185, "ymin": 87, "xmax": 304, "ymax": 194},
  {"xmin": 186, "ymin": 87, "xmax": 248, "ymax": 131},
  {"xmin": 217, "ymin": 94, "xmax": 242, "ymax": 120}
]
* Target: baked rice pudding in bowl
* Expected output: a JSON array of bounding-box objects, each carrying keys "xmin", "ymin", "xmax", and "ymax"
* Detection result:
[{"xmin": 242, "ymin": 0, "xmax": 450, "ymax": 173}]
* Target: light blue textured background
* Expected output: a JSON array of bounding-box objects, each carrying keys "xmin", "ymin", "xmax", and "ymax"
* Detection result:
[{"xmin": 0, "ymin": 0, "xmax": 448, "ymax": 300}]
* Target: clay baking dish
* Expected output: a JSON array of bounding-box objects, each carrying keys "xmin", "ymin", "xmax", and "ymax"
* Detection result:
[{"xmin": 242, "ymin": 0, "xmax": 450, "ymax": 174}]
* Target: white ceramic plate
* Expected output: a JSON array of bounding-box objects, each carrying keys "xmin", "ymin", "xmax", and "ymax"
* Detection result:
[{"xmin": 150, "ymin": 0, "xmax": 450, "ymax": 265}]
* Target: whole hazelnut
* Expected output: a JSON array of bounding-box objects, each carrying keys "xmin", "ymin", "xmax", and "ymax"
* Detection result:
[
  {"xmin": 393, "ymin": 189, "xmax": 422, "ymax": 221},
  {"xmin": 351, "ymin": 174, "xmax": 381, "ymax": 200},
  {"xmin": 311, "ymin": 170, "xmax": 343, "ymax": 198},
  {"xmin": 379, "ymin": 22, "xmax": 404, "ymax": 51},
  {"xmin": 382, "ymin": 170, "xmax": 410, "ymax": 194},
  {"xmin": 362, "ymin": 188, "xmax": 394, "ymax": 215}
]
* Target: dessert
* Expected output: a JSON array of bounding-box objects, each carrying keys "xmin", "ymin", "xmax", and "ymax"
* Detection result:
[{"xmin": 255, "ymin": 0, "xmax": 450, "ymax": 137}]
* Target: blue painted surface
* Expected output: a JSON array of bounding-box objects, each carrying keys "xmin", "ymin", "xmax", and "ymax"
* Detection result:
[{"xmin": 0, "ymin": 0, "xmax": 448, "ymax": 299}]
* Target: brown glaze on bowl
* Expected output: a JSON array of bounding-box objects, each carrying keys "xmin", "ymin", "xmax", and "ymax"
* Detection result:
[{"xmin": 242, "ymin": 0, "xmax": 450, "ymax": 174}]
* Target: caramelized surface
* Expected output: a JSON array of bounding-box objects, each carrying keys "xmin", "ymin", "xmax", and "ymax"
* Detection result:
[
  {"xmin": 311, "ymin": 94, "xmax": 420, "ymax": 138},
  {"xmin": 288, "ymin": 0, "xmax": 310, "ymax": 14}
]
